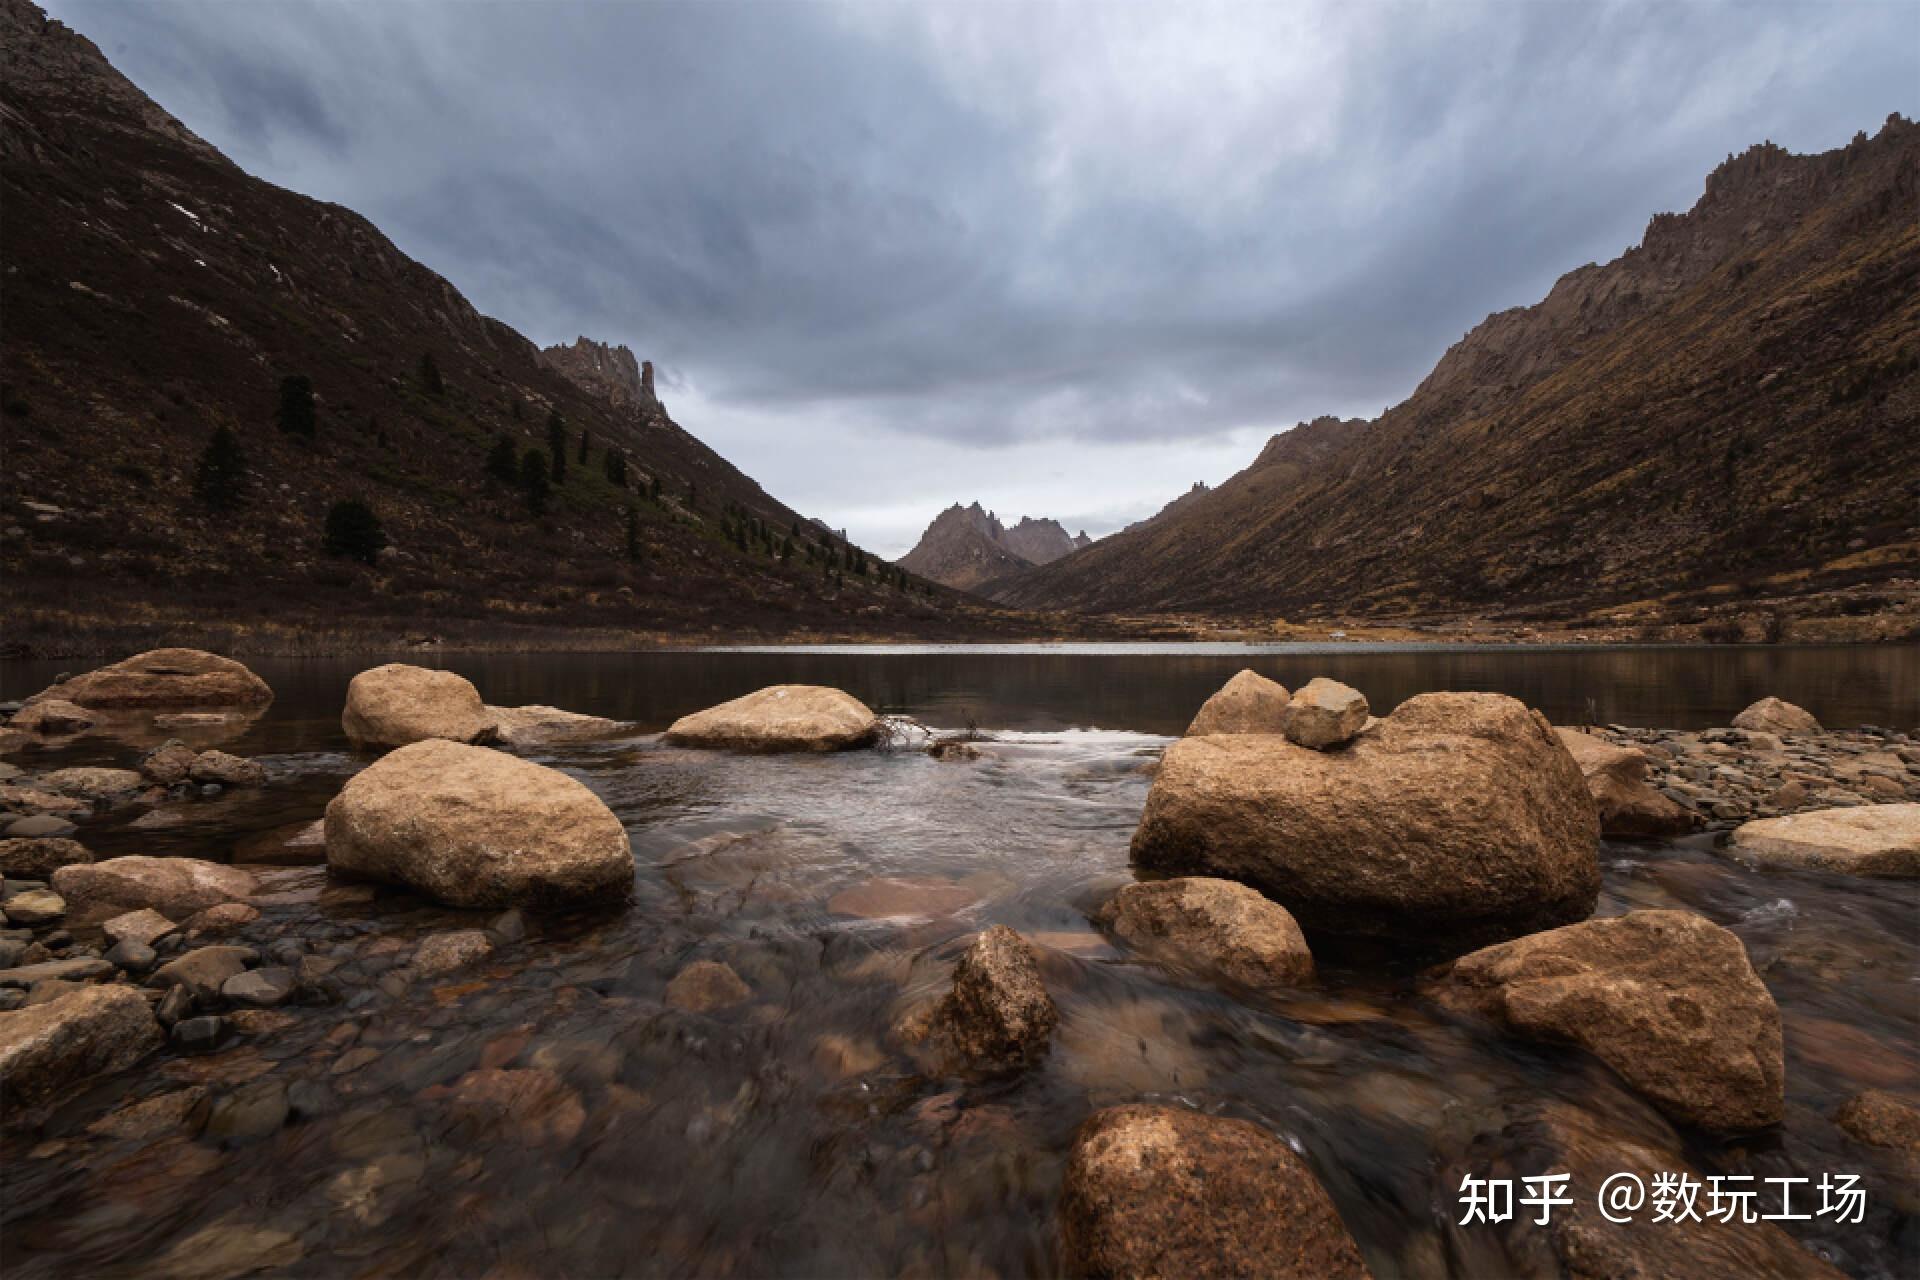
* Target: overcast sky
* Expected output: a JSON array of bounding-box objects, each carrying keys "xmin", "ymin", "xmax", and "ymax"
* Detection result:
[{"xmin": 50, "ymin": 0, "xmax": 1914, "ymax": 556}]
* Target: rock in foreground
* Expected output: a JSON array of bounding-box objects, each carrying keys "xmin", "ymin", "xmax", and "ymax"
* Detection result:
[
  {"xmin": 1060, "ymin": 1104, "xmax": 1370, "ymax": 1280},
  {"xmin": 52, "ymin": 856, "xmax": 259, "ymax": 919},
  {"xmin": 1095, "ymin": 877, "xmax": 1313, "ymax": 992},
  {"xmin": 1185, "ymin": 670, "xmax": 1290, "ymax": 736},
  {"xmin": 341, "ymin": 664, "xmax": 498, "ymax": 750},
  {"xmin": 664, "ymin": 685, "xmax": 879, "ymax": 753},
  {"xmin": 1553, "ymin": 727, "xmax": 1697, "ymax": 838},
  {"xmin": 1730, "ymin": 696, "xmax": 1821, "ymax": 735},
  {"xmin": 1726, "ymin": 804, "xmax": 1919, "ymax": 878},
  {"xmin": 1281, "ymin": 677, "xmax": 1369, "ymax": 749},
  {"xmin": 899, "ymin": 925, "xmax": 1056, "ymax": 1074},
  {"xmin": 1132, "ymin": 692, "xmax": 1599, "ymax": 949},
  {"xmin": 0, "ymin": 984, "xmax": 163, "ymax": 1107},
  {"xmin": 324, "ymin": 739, "xmax": 633, "ymax": 907},
  {"xmin": 1433, "ymin": 909, "xmax": 1783, "ymax": 1131},
  {"xmin": 28, "ymin": 649, "xmax": 271, "ymax": 711}
]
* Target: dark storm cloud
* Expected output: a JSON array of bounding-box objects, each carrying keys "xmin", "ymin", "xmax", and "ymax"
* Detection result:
[{"xmin": 43, "ymin": 0, "xmax": 1916, "ymax": 541}]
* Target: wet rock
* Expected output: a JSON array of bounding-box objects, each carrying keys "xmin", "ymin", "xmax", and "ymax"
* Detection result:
[
  {"xmin": 328, "ymin": 1149, "xmax": 427, "ymax": 1227},
  {"xmin": 1060, "ymin": 1104, "xmax": 1370, "ymax": 1280},
  {"xmin": 4, "ymin": 887, "xmax": 65, "ymax": 925},
  {"xmin": 204, "ymin": 1078, "xmax": 289, "ymax": 1142},
  {"xmin": 155, "ymin": 984, "xmax": 194, "ymax": 1026},
  {"xmin": 341, "ymin": 663, "xmax": 497, "ymax": 749},
  {"xmin": 1554, "ymin": 727, "xmax": 1697, "ymax": 838},
  {"xmin": 485, "ymin": 704, "xmax": 622, "ymax": 747},
  {"xmin": 664, "ymin": 684, "xmax": 880, "ymax": 753},
  {"xmin": 52, "ymin": 856, "xmax": 258, "ymax": 918},
  {"xmin": 665, "ymin": 959, "xmax": 751, "ymax": 1012},
  {"xmin": 324, "ymin": 739, "xmax": 634, "ymax": 907},
  {"xmin": 1280, "ymin": 677, "xmax": 1370, "ymax": 749},
  {"xmin": 488, "ymin": 908, "xmax": 527, "ymax": 944},
  {"xmin": 88, "ymin": 1085, "xmax": 210, "ymax": 1140},
  {"xmin": 105, "ymin": 938, "xmax": 157, "ymax": 973},
  {"xmin": 170, "ymin": 1015, "xmax": 231, "ymax": 1054},
  {"xmin": 140, "ymin": 740, "xmax": 200, "ymax": 786},
  {"xmin": 0, "ymin": 836, "xmax": 91, "ymax": 878},
  {"xmin": 1731, "ymin": 696, "xmax": 1821, "ymax": 735},
  {"xmin": 0, "ymin": 956, "xmax": 113, "ymax": 987},
  {"xmin": 0, "ymin": 989, "xmax": 19, "ymax": 1011},
  {"xmin": 103, "ymin": 907, "xmax": 178, "ymax": 948},
  {"xmin": 1726, "ymin": 804, "xmax": 1919, "ymax": 878},
  {"xmin": 222, "ymin": 967, "xmax": 296, "ymax": 1006},
  {"xmin": 899, "ymin": 925, "xmax": 1057, "ymax": 1074},
  {"xmin": 812, "ymin": 1033, "xmax": 886, "ymax": 1080},
  {"xmin": 0, "ymin": 985, "xmax": 163, "ymax": 1106},
  {"xmin": 1836, "ymin": 1089, "xmax": 1920, "ymax": 1150},
  {"xmin": 151, "ymin": 945, "xmax": 255, "ymax": 1002},
  {"xmin": 151, "ymin": 1220, "xmax": 302, "ymax": 1280},
  {"xmin": 1095, "ymin": 876, "xmax": 1314, "ymax": 992},
  {"xmin": 38, "ymin": 767, "xmax": 144, "ymax": 801},
  {"xmin": 1433, "ymin": 909, "xmax": 1783, "ymax": 1131},
  {"xmin": 1132, "ymin": 692, "xmax": 1599, "ymax": 950},
  {"xmin": 8, "ymin": 699, "xmax": 96, "ymax": 735},
  {"xmin": 828, "ymin": 876, "xmax": 977, "ymax": 920},
  {"xmin": 442, "ymin": 1067, "xmax": 585, "ymax": 1145},
  {"xmin": 26, "ymin": 649, "xmax": 272, "ymax": 712},
  {"xmin": 25, "ymin": 978, "xmax": 88, "ymax": 1005},
  {"xmin": 414, "ymin": 930, "xmax": 494, "ymax": 979},
  {"xmin": 185, "ymin": 902, "xmax": 261, "ymax": 937},
  {"xmin": 3, "ymin": 814, "xmax": 78, "ymax": 840},
  {"xmin": 926, "ymin": 738, "xmax": 981, "ymax": 761},
  {"xmin": 1186, "ymin": 669, "xmax": 1291, "ymax": 736},
  {"xmin": 188, "ymin": 750, "xmax": 267, "ymax": 787}
]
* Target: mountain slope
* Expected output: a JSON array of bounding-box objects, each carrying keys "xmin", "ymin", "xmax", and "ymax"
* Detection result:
[
  {"xmin": 0, "ymin": 0, "xmax": 989, "ymax": 647},
  {"xmin": 896, "ymin": 502, "xmax": 1089, "ymax": 591},
  {"xmin": 998, "ymin": 119, "xmax": 1920, "ymax": 627}
]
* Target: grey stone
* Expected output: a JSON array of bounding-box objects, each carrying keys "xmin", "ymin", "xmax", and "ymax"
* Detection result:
[
  {"xmin": 5, "ymin": 815, "xmax": 77, "ymax": 840},
  {"xmin": 170, "ymin": 1015, "xmax": 230, "ymax": 1054},
  {"xmin": 105, "ymin": 939, "xmax": 158, "ymax": 973},
  {"xmin": 0, "ymin": 956, "xmax": 113, "ymax": 987},
  {"xmin": 221, "ymin": 967, "xmax": 296, "ymax": 1007},
  {"xmin": 204, "ymin": 1079, "xmax": 288, "ymax": 1142},
  {"xmin": 155, "ymin": 984, "xmax": 194, "ymax": 1026}
]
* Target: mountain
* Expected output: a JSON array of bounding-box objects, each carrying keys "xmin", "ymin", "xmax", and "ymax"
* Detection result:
[
  {"xmin": 896, "ymin": 502, "xmax": 1091, "ymax": 592},
  {"xmin": 1123, "ymin": 481, "xmax": 1212, "ymax": 534},
  {"xmin": 997, "ymin": 119, "xmax": 1920, "ymax": 630},
  {"xmin": 0, "ymin": 0, "xmax": 994, "ymax": 649}
]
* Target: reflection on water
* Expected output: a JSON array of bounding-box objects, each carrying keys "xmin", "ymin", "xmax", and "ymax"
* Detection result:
[{"xmin": 0, "ymin": 647, "xmax": 1916, "ymax": 1278}]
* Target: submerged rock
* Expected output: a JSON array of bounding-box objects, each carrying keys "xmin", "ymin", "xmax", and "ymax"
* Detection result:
[
  {"xmin": 1132, "ymin": 692, "xmax": 1599, "ymax": 949},
  {"xmin": 1731, "ymin": 696, "xmax": 1821, "ymax": 735},
  {"xmin": 27, "ymin": 648, "xmax": 272, "ymax": 711},
  {"xmin": 1060, "ymin": 1103, "xmax": 1370, "ymax": 1279},
  {"xmin": 664, "ymin": 685, "xmax": 879, "ymax": 753},
  {"xmin": 665, "ymin": 959, "xmax": 751, "ymax": 1012},
  {"xmin": 152, "ymin": 945, "xmax": 256, "ymax": 1002},
  {"xmin": 1280, "ymin": 677, "xmax": 1369, "ymax": 749},
  {"xmin": 188, "ymin": 750, "xmax": 267, "ymax": 788},
  {"xmin": 8, "ymin": 698, "xmax": 96, "ymax": 736},
  {"xmin": 52, "ymin": 856, "xmax": 258, "ymax": 919},
  {"xmin": 1836, "ymin": 1089, "xmax": 1920, "ymax": 1150},
  {"xmin": 341, "ymin": 663, "xmax": 498, "ymax": 750},
  {"xmin": 1433, "ymin": 909, "xmax": 1783, "ymax": 1131},
  {"xmin": 1185, "ymin": 669, "xmax": 1290, "ymax": 736},
  {"xmin": 38, "ymin": 767, "xmax": 145, "ymax": 801},
  {"xmin": 324, "ymin": 739, "xmax": 633, "ymax": 907},
  {"xmin": 140, "ymin": 740, "xmax": 200, "ymax": 786},
  {"xmin": 1726, "ymin": 803, "xmax": 1919, "ymax": 878},
  {"xmin": 1554, "ymin": 727, "xmax": 1697, "ymax": 838},
  {"xmin": 0, "ymin": 984, "xmax": 163, "ymax": 1107},
  {"xmin": 485, "ymin": 704, "xmax": 622, "ymax": 747},
  {"xmin": 1095, "ymin": 876, "xmax": 1314, "ymax": 992},
  {"xmin": 898, "ymin": 925, "xmax": 1056, "ymax": 1074},
  {"xmin": 413, "ymin": 930, "xmax": 495, "ymax": 979}
]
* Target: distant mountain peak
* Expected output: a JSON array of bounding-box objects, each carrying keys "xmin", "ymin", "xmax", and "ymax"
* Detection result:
[
  {"xmin": 539, "ymin": 336, "xmax": 661, "ymax": 414},
  {"xmin": 897, "ymin": 500, "xmax": 1092, "ymax": 592}
]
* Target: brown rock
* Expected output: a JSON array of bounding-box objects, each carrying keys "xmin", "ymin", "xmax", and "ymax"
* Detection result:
[
  {"xmin": 1060, "ymin": 1104, "xmax": 1370, "ymax": 1280},
  {"xmin": 1280, "ymin": 677, "xmax": 1370, "ymax": 749},
  {"xmin": 1433, "ymin": 909, "xmax": 1783, "ymax": 1131},
  {"xmin": 1095, "ymin": 877, "xmax": 1313, "ymax": 992},
  {"xmin": 52, "ymin": 856, "xmax": 258, "ymax": 919},
  {"xmin": 324, "ymin": 739, "xmax": 633, "ymax": 907},
  {"xmin": 413, "ymin": 930, "xmax": 495, "ymax": 979},
  {"xmin": 0, "ymin": 985, "xmax": 163, "ymax": 1107},
  {"xmin": 827, "ymin": 876, "xmax": 977, "ymax": 920},
  {"xmin": 8, "ymin": 699, "xmax": 96, "ymax": 735},
  {"xmin": 1836, "ymin": 1089, "xmax": 1920, "ymax": 1150},
  {"xmin": 0, "ymin": 836, "xmax": 92, "ymax": 878},
  {"xmin": 1553, "ymin": 727, "xmax": 1697, "ymax": 838},
  {"xmin": 151, "ymin": 945, "xmax": 255, "ymax": 1002},
  {"xmin": 87, "ymin": 1085, "xmax": 210, "ymax": 1140},
  {"xmin": 900, "ymin": 925, "xmax": 1056, "ymax": 1074},
  {"xmin": 1726, "ymin": 804, "xmax": 1919, "ymax": 878},
  {"xmin": 102, "ymin": 907, "xmax": 178, "ymax": 948},
  {"xmin": 1185, "ymin": 669, "xmax": 1290, "ymax": 736},
  {"xmin": 28, "ymin": 649, "xmax": 271, "ymax": 711},
  {"xmin": 442, "ymin": 1067, "xmax": 584, "ymax": 1146},
  {"xmin": 484, "ymin": 704, "xmax": 622, "ymax": 747},
  {"xmin": 1132, "ymin": 692, "xmax": 1599, "ymax": 949},
  {"xmin": 0, "ymin": 785, "xmax": 88, "ymax": 816},
  {"xmin": 189, "ymin": 750, "xmax": 267, "ymax": 787},
  {"xmin": 1731, "ymin": 696, "xmax": 1821, "ymax": 735},
  {"xmin": 341, "ymin": 663, "xmax": 498, "ymax": 750},
  {"xmin": 665, "ymin": 959, "xmax": 751, "ymax": 1012},
  {"xmin": 664, "ymin": 685, "xmax": 879, "ymax": 753},
  {"xmin": 38, "ymin": 766, "xmax": 145, "ymax": 800},
  {"xmin": 185, "ymin": 902, "xmax": 261, "ymax": 937},
  {"xmin": 141, "ymin": 740, "xmax": 200, "ymax": 786}
]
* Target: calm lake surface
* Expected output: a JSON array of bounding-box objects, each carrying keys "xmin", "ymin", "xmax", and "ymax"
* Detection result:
[{"xmin": 2, "ymin": 645, "xmax": 1916, "ymax": 1278}]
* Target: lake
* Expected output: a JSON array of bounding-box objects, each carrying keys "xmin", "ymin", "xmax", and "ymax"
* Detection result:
[{"xmin": 1, "ymin": 644, "xmax": 1915, "ymax": 1277}]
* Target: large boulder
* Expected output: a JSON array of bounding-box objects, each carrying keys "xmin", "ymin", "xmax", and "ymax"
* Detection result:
[
  {"xmin": 1730, "ymin": 696, "xmax": 1821, "ymax": 735},
  {"xmin": 1432, "ymin": 910, "xmax": 1783, "ymax": 1132},
  {"xmin": 52, "ymin": 856, "xmax": 258, "ymax": 919},
  {"xmin": 324, "ymin": 739, "xmax": 633, "ymax": 907},
  {"xmin": 1060, "ymin": 1104, "xmax": 1370, "ymax": 1280},
  {"xmin": 1185, "ymin": 670, "xmax": 1290, "ymax": 736},
  {"xmin": 0, "ymin": 985, "xmax": 163, "ymax": 1108},
  {"xmin": 1094, "ymin": 877, "xmax": 1313, "ymax": 992},
  {"xmin": 1281, "ymin": 677, "xmax": 1369, "ymax": 749},
  {"xmin": 1725, "ymin": 804, "xmax": 1919, "ymax": 878},
  {"xmin": 341, "ymin": 664, "xmax": 497, "ymax": 750},
  {"xmin": 27, "ymin": 649, "xmax": 271, "ymax": 711},
  {"xmin": 486, "ymin": 705, "xmax": 622, "ymax": 748},
  {"xmin": 897, "ymin": 925, "xmax": 1056, "ymax": 1074},
  {"xmin": 1131, "ymin": 692, "xmax": 1599, "ymax": 949},
  {"xmin": 1553, "ymin": 728, "xmax": 1697, "ymax": 838},
  {"xmin": 9, "ymin": 699, "xmax": 95, "ymax": 735},
  {"xmin": 664, "ymin": 685, "xmax": 879, "ymax": 753}
]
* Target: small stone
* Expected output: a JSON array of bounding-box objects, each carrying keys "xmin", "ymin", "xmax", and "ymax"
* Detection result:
[
  {"xmin": 88, "ymin": 1085, "xmax": 210, "ymax": 1140},
  {"xmin": 171, "ymin": 1015, "xmax": 231, "ymax": 1054},
  {"xmin": 189, "ymin": 750, "xmax": 268, "ymax": 788},
  {"xmin": 5, "ymin": 815, "xmax": 78, "ymax": 840},
  {"xmin": 488, "ymin": 908, "xmax": 527, "ymax": 943},
  {"xmin": 1280, "ymin": 677, "xmax": 1370, "ymax": 749},
  {"xmin": 186, "ymin": 902, "xmax": 261, "ymax": 937},
  {"xmin": 204, "ymin": 1078, "xmax": 289, "ymax": 1142},
  {"xmin": 105, "ymin": 939, "xmax": 158, "ymax": 973},
  {"xmin": 413, "ymin": 930, "xmax": 493, "ymax": 979},
  {"xmin": 665, "ymin": 960, "xmax": 751, "ymax": 1013},
  {"xmin": 151, "ymin": 945, "xmax": 255, "ymax": 1001},
  {"xmin": 156, "ymin": 984, "xmax": 195, "ymax": 1026},
  {"xmin": 103, "ymin": 907, "xmax": 178, "ymax": 948},
  {"xmin": 141, "ymin": 741, "xmax": 200, "ymax": 787},
  {"xmin": 3, "ymin": 888, "xmax": 65, "ymax": 926},
  {"xmin": 221, "ymin": 967, "xmax": 296, "ymax": 1007},
  {"xmin": 0, "ymin": 956, "xmax": 113, "ymax": 987},
  {"xmin": 1835, "ymin": 1089, "xmax": 1920, "ymax": 1151}
]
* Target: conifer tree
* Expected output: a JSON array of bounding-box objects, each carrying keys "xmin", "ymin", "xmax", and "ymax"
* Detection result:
[
  {"xmin": 486, "ymin": 434, "xmax": 519, "ymax": 485},
  {"xmin": 625, "ymin": 506, "xmax": 642, "ymax": 562},
  {"xmin": 521, "ymin": 448, "xmax": 551, "ymax": 516},
  {"xmin": 276, "ymin": 374, "xmax": 316, "ymax": 437},
  {"xmin": 192, "ymin": 424, "xmax": 247, "ymax": 512},
  {"xmin": 323, "ymin": 499, "xmax": 387, "ymax": 564},
  {"xmin": 603, "ymin": 449, "xmax": 628, "ymax": 486},
  {"xmin": 546, "ymin": 410, "xmax": 568, "ymax": 484},
  {"xmin": 419, "ymin": 352, "xmax": 445, "ymax": 396},
  {"xmin": 578, "ymin": 428, "xmax": 590, "ymax": 464}
]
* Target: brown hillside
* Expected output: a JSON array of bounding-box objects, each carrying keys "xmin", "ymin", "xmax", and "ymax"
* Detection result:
[{"xmin": 997, "ymin": 119, "xmax": 1920, "ymax": 628}]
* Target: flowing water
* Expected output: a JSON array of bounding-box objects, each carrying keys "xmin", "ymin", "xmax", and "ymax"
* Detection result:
[{"xmin": 2, "ymin": 645, "xmax": 1916, "ymax": 1278}]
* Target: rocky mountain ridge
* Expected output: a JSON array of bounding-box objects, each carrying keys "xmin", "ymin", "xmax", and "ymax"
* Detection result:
[
  {"xmin": 896, "ymin": 502, "xmax": 1091, "ymax": 592},
  {"xmin": 539, "ymin": 337, "xmax": 662, "ymax": 415}
]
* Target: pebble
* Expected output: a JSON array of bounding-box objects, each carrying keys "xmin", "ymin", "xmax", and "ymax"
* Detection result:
[
  {"xmin": 222, "ymin": 967, "xmax": 297, "ymax": 1007},
  {"xmin": 105, "ymin": 938, "xmax": 158, "ymax": 973},
  {"xmin": 156, "ymin": 985, "xmax": 195, "ymax": 1026},
  {"xmin": 4, "ymin": 816, "xmax": 78, "ymax": 840},
  {"xmin": 2, "ymin": 888, "xmax": 65, "ymax": 925},
  {"xmin": 171, "ymin": 1015, "xmax": 231, "ymax": 1054}
]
